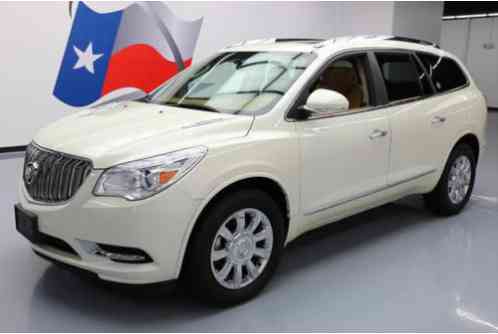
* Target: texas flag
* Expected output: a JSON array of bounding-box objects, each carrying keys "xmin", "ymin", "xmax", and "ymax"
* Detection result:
[{"xmin": 53, "ymin": 2, "xmax": 202, "ymax": 107}]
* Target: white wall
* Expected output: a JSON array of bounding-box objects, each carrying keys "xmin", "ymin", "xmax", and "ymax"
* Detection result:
[
  {"xmin": 0, "ymin": 2, "xmax": 73, "ymax": 148},
  {"xmin": 467, "ymin": 18, "xmax": 498, "ymax": 108},
  {"xmin": 170, "ymin": 2, "xmax": 396, "ymax": 60},
  {"xmin": 441, "ymin": 17, "xmax": 498, "ymax": 108},
  {"xmin": 392, "ymin": 1, "xmax": 444, "ymax": 43},
  {"xmin": 0, "ymin": 1, "xmax": 399, "ymax": 147},
  {"xmin": 441, "ymin": 19, "xmax": 470, "ymax": 61}
]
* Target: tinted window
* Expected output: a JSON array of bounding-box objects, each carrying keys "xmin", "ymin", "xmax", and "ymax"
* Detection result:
[
  {"xmin": 416, "ymin": 53, "xmax": 468, "ymax": 93},
  {"xmin": 375, "ymin": 53, "xmax": 422, "ymax": 102}
]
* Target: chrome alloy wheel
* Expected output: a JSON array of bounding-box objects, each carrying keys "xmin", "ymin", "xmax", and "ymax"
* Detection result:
[
  {"xmin": 210, "ymin": 208, "xmax": 274, "ymax": 290},
  {"xmin": 448, "ymin": 155, "xmax": 472, "ymax": 204}
]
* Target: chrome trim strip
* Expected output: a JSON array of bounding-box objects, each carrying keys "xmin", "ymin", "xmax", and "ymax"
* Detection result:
[{"xmin": 303, "ymin": 169, "xmax": 437, "ymax": 216}]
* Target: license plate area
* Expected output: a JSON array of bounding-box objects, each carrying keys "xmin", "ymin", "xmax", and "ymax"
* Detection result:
[{"xmin": 15, "ymin": 204, "xmax": 41, "ymax": 244}]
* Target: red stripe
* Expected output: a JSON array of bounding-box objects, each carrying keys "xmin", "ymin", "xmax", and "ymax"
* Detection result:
[{"xmin": 102, "ymin": 44, "xmax": 192, "ymax": 95}]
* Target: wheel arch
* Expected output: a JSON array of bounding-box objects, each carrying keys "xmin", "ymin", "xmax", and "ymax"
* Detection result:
[
  {"xmin": 452, "ymin": 132, "xmax": 480, "ymax": 162},
  {"xmin": 178, "ymin": 175, "xmax": 291, "ymax": 278}
]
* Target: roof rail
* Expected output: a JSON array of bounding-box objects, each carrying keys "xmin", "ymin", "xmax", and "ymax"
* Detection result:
[
  {"xmin": 227, "ymin": 38, "xmax": 276, "ymax": 48},
  {"xmin": 274, "ymin": 38, "xmax": 325, "ymax": 43},
  {"xmin": 227, "ymin": 38, "xmax": 325, "ymax": 48},
  {"xmin": 385, "ymin": 36, "xmax": 440, "ymax": 49},
  {"xmin": 227, "ymin": 36, "xmax": 440, "ymax": 50},
  {"xmin": 312, "ymin": 35, "xmax": 391, "ymax": 48},
  {"xmin": 311, "ymin": 35, "xmax": 440, "ymax": 49}
]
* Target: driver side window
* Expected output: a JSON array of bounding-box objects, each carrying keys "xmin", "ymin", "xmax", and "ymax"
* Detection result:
[{"xmin": 309, "ymin": 54, "xmax": 372, "ymax": 111}]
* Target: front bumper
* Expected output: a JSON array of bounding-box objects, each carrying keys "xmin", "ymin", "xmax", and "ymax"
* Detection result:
[{"xmin": 18, "ymin": 171, "xmax": 201, "ymax": 284}]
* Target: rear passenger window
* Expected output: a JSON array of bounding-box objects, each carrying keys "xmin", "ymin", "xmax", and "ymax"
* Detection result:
[
  {"xmin": 375, "ymin": 53, "xmax": 422, "ymax": 102},
  {"xmin": 416, "ymin": 53, "xmax": 468, "ymax": 93}
]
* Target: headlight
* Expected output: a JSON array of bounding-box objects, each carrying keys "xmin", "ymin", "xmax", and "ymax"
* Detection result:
[{"xmin": 94, "ymin": 146, "xmax": 207, "ymax": 201}]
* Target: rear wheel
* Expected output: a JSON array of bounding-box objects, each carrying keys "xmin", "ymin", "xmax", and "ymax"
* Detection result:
[
  {"xmin": 183, "ymin": 189, "xmax": 285, "ymax": 306},
  {"xmin": 424, "ymin": 143, "xmax": 476, "ymax": 216}
]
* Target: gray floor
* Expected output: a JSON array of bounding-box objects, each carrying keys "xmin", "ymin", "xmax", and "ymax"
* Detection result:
[{"xmin": 0, "ymin": 113, "xmax": 497, "ymax": 332}]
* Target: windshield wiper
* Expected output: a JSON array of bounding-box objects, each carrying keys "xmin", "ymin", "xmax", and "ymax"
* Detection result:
[{"xmin": 164, "ymin": 102, "xmax": 220, "ymax": 113}]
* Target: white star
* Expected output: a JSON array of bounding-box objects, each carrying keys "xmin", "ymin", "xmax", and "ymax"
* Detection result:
[{"xmin": 72, "ymin": 42, "xmax": 103, "ymax": 74}]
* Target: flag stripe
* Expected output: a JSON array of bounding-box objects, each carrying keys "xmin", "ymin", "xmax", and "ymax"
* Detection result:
[{"xmin": 102, "ymin": 44, "xmax": 191, "ymax": 95}]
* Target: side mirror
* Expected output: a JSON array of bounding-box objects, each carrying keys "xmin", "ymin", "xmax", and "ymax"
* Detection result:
[{"xmin": 302, "ymin": 89, "xmax": 349, "ymax": 116}]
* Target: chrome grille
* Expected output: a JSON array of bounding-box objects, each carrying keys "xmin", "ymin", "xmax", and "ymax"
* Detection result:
[{"xmin": 23, "ymin": 143, "xmax": 93, "ymax": 203}]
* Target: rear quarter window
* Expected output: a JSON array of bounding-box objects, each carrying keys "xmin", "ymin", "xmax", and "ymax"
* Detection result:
[{"xmin": 416, "ymin": 53, "xmax": 468, "ymax": 93}]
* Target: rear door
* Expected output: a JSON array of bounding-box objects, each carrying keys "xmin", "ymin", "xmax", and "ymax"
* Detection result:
[
  {"xmin": 372, "ymin": 51, "xmax": 439, "ymax": 186},
  {"xmin": 415, "ymin": 53, "xmax": 473, "ymax": 167}
]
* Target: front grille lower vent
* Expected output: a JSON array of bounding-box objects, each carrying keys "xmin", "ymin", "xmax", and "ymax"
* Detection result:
[{"xmin": 23, "ymin": 143, "xmax": 93, "ymax": 203}]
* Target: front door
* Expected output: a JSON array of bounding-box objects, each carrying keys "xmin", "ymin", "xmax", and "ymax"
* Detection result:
[
  {"xmin": 298, "ymin": 110, "xmax": 390, "ymax": 218},
  {"xmin": 296, "ymin": 53, "xmax": 390, "ymax": 219}
]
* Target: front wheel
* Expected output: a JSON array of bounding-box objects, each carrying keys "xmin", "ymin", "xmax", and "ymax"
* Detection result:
[
  {"xmin": 183, "ymin": 189, "xmax": 285, "ymax": 306},
  {"xmin": 424, "ymin": 143, "xmax": 476, "ymax": 216}
]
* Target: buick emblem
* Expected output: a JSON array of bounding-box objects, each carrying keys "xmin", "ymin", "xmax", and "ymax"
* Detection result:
[{"xmin": 25, "ymin": 161, "xmax": 40, "ymax": 185}]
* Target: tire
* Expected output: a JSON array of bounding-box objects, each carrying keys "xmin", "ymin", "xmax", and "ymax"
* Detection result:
[
  {"xmin": 183, "ymin": 189, "xmax": 286, "ymax": 306},
  {"xmin": 424, "ymin": 143, "xmax": 476, "ymax": 216}
]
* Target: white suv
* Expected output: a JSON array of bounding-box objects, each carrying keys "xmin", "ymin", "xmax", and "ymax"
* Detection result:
[{"xmin": 16, "ymin": 36, "xmax": 487, "ymax": 305}]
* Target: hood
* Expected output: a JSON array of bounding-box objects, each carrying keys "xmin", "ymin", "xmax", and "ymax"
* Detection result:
[{"xmin": 34, "ymin": 101, "xmax": 253, "ymax": 168}]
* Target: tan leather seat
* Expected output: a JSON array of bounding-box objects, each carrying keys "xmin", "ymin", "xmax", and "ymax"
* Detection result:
[{"xmin": 318, "ymin": 66, "xmax": 363, "ymax": 109}]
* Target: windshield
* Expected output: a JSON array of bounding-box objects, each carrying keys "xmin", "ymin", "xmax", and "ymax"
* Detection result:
[{"xmin": 148, "ymin": 51, "xmax": 316, "ymax": 115}]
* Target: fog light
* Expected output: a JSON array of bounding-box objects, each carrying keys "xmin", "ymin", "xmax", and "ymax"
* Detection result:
[{"xmin": 93, "ymin": 243, "xmax": 153, "ymax": 264}]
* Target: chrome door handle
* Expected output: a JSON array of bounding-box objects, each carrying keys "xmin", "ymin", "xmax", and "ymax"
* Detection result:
[
  {"xmin": 432, "ymin": 116, "xmax": 446, "ymax": 124},
  {"xmin": 369, "ymin": 129, "xmax": 388, "ymax": 140}
]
